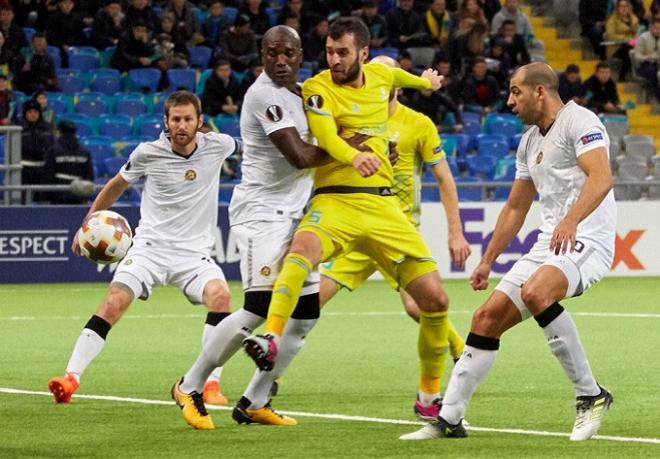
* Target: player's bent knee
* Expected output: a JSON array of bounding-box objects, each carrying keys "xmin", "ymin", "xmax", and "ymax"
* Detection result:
[
  {"xmin": 470, "ymin": 305, "xmax": 504, "ymax": 337},
  {"xmin": 520, "ymin": 284, "xmax": 551, "ymax": 313},
  {"xmin": 203, "ymin": 281, "xmax": 231, "ymax": 312}
]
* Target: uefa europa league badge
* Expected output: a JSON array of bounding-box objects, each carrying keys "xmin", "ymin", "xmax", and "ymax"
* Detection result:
[{"xmin": 536, "ymin": 151, "xmax": 543, "ymax": 165}]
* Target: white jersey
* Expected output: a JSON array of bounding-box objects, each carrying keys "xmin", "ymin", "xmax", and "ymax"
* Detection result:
[
  {"xmin": 229, "ymin": 72, "xmax": 314, "ymax": 225},
  {"xmin": 515, "ymin": 101, "xmax": 617, "ymax": 254},
  {"xmin": 120, "ymin": 131, "xmax": 237, "ymax": 253}
]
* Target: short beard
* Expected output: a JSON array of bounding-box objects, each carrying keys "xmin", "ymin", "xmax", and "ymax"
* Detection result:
[{"xmin": 332, "ymin": 56, "xmax": 361, "ymax": 85}]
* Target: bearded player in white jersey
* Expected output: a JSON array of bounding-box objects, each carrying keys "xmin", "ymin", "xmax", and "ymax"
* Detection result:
[
  {"xmin": 48, "ymin": 91, "xmax": 238, "ymax": 405},
  {"xmin": 171, "ymin": 25, "xmax": 367, "ymax": 430},
  {"xmin": 401, "ymin": 62, "xmax": 617, "ymax": 442}
]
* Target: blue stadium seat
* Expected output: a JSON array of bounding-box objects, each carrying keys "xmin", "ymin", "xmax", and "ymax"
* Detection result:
[
  {"xmin": 222, "ymin": 7, "xmax": 238, "ymax": 23},
  {"xmin": 80, "ymin": 135, "xmax": 114, "ymax": 146},
  {"xmin": 59, "ymin": 113, "xmax": 96, "ymax": 135},
  {"xmin": 370, "ymin": 47, "xmax": 399, "ymax": 60},
  {"xmin": 216, "ymin": 118, "xmax": 240, "ymax": 137},
  {"xmin": 485, "ymin": 118, "xmax": 520, "ymax": 141},
  {"xmin": 494, "ymin": 156, "xmax": 516, "ymax": 180},
  {"xmin": 104, "ymin": 156, "xmax": 126, "ymax": 176},
  {"xmin": 476, "ymin": 136, "xmax": 510, "ymax": 158},
  {"xmin": 196, "ymin": 68, "xmax": 213, "ymax": 94},
  {"xmin": 455, "ymin": 176, "xmax": 482, "ymax": 201},
  {"xmin": 67, "ymin": 46, "xmax": 100, "ymax": 57},
  {"xmin": 167, "ymin": 68, "xmax": 197, "ymax": 92},
  {"xmin": 510, "ymin": 132, "xmax": 523, "ymax": 151},
  {"xmin": 23, "ymin": 27, "xmax": 36, "ymax": 42},
  {"xmin": 466, "ymin": 154, "xmax": 498, "ymax": 179},
  {"xmin": 297, "ymin": 67, "xmax": 313, "ymax": 82},
  {"xmin": 136, "ymin": 114, "xmax": 165, "ymax": 138},
  {"xmin": 75, "ymin": 99, "xmax": 109, "ymax": 117},
  {"xmin": 59, "ymin": 75, "xmax": 84, "ymax": 95},
  {"xmin": 69, "ymin": 54, "xmax": 100, "ymax": 71},
  {"xmin": 100, "ymin": 46, "xmax": 116, "ymax": 67},
  {"xmin": 440, "ymin": 134, "xmax": 457, "ymax": 157},
  {"xmin": 265, "ymin": 7, "xmax": 278, "ymax": 26},
  {"xmin": 114, "ymin": 99, "xmax": 148, "ymax": 117},
  {"xmin": 118, "ymin": 142, "xmax": 140, "ymax": 157},
  {"xmin": 462, "ymin": 119, "xmax": 482, "ymax": 145},
  {"xmin": 461, "ymin": 111, "xmax": 481, "ymax": 124},
  {"xmin": 454, "ymin": 133, "xmax": 470, "ymax": 156},
  {"xmin": 91, "ymin": 76, "xmax": 121, "ymax": 95},
  {"xmin": 57, "ymin": 68, "xmax": 81, "ymax": 80},
  {"xmin": 99, "ymin": 120, "xmax": 132, "ymax": 138},
  {"xmin": 128, "ymin": 68, "xmax": 162, "ymax": 93},
  {"xmin": 88, "ymin": 144, "xmax": 116, "ymax": 177},
  {"xmin": 188, "ymin": 46, "xmax": 213, "ymax": 69},
  {"xmin": 48, "ymin": 98, "xmax": 68, "ymax": 116},
  {"xmin": 46, "ymin": 46, "xmax": 61, "ymax": 68}
]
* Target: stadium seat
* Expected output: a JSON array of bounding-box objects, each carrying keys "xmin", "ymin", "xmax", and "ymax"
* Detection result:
[
  {"xmin": 139, "ymin": 119, "xmax": 165, "ymax": 138},
  {"xmin": 188, "ymin": 46, "xmax": 213, "ymax": 69},
  {"xmin": 476, "ymin": 136, "xmax": 510, "ymax": 158},
  {"xmin": 100, "ymin": 46, "xmax": 116, "ymax": 67},
  {"xmin": 88, "ymin": 144, "xmax": 116, "ymax": 175},
  {"xmin": 69, "ymin": 54, "xmax": 100, "ymax": 71},
  {"xmin": 623, "ymin": 135, "xmax": 656, "ymax": 163},
  {"xmin": 47, "ymin": 98, "xmax": 68, "ymax": 116},
  {"xmin": 57, "ymin": 68, "xmax": 81, "ymax": 80},
  {"xmin": 68, "ymin": 46, "xmax": 100, "ymax": 57},
  {"xmin": 510, "ymin": 132, "xmax": 523, "ymax": 151},
  {"xmin": 46, "ymin": 46, "xmax": 61, "ymax": 68},
  {"xmin": 461, "ymin": 111, "xmax": 481, "ymax": 124},
  {"xmin": 216, "ymin": 117, "xmax": 240, "ymax": 137},
  {"xmin": 370, "ymin": 47, "xmax": 399, "ymax": 60},
  {"xmin": 58, "ymin": 75, "xmax": 84, "ymax": 95},
  {"xmin": 196, "ymin": 68, "xmax": 213, "ymax": 94},
  {"xmin": 455, "ymin": 175, "xmax": 482, "ymax": 201},
  {"xmin": 167, "ymin": 68, "xmax": 197, "ymax": 92},
  {"xmin": 462, "ymin": 119, "xmax": 483, "ymax": 146},
  {"xmin": 297, "ymin": 67, "xmax": 313, "ymax": 82},
  {"xmin": 59, "ymin": 113, "xmax": 96, "ymax": 135},
  {"xmin": 91, "ymin": 76, "xmax": 121, "ymax": 95},
  {"xmin": 114, "ymin": 99, "xmax": 148, "ymax": 117},
  {"xmin": 454, "ymin": 133, "xmax": 470, "ymax": 156},
  {"xmin": 23, "ymin": 27, "xmax": 36, "ymax": 42},
  {"xmin": 614, "ymin": 156, "xmax": 648, "ymax": 200},
  {"xmin": 222, "ymin": 7, "xmax": 238, "ymax": 23},
  {"xmin": 80, "ymin": 135, "xmax": 114, "ymax": 146},
  {"xmin": 603, "ymin": 119, "xmax": 629, "ymax": 139},
  {"xmin": 118, "ymin": 142, "xmax": 140, "ymax": 157},
  {"xmin": 494, "ymin": 157, "xmax": 516, "ymax": 180},
  {"xmin": 440, "ymin": 134, "xmax": 457, "ymax": 157},
  {"xmin": 446, "ymin": 156, "xmax": 459, "ymax": 176},
  {"xmin": 75, "ymin": 99, "xmax": 109, "ymax": 117},
  {"xmin": 104, "ymin": 156, "xmax": 126, "ymax": 176},
  {"xmin": 466, "ymin": 154, "xmax": 498, "ymax": 179},
  {"xmin": 99, "ymin": 120, "xmax": 132, "ymax": 138},
  {"xmin": 128, "ymin": 68, "xmax": 162, "ymax": 93},
  {"xmin": 484, "ymin": 118, "xmax": 520, "ymax": 141},
  {"xmin": 265, "ymin": 7, "xmax": 278, "ymax": 26}
]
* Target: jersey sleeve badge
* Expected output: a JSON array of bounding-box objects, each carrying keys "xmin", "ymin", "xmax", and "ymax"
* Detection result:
[{"xmin": 266, "ymin": 105, "xmax": 283, "ymax": 122}]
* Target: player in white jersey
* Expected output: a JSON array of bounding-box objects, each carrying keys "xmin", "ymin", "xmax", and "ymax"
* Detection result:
[
  {"xmin": 401, "ymin": 63, "xmax": 616, "ymax": 442},
  {"xmin": 48, "ymin": 91, "xmax": 238, "ymax": 407},
  {"xmin": 172, "ymin": 25, "xmax": 360, "ymax": 430}
]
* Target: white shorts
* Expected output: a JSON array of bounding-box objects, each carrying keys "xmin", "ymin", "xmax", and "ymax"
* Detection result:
[
  {"xmin": 232, "ymin": 219, "xmax": 320, "ymax": 296},
  {"xmin": 112, "ymin": 241, "xmax": 226, "ymax": 304},
  {"xmin": 495, "ymin": 235, "xmax": 612, "ymax": 320}
]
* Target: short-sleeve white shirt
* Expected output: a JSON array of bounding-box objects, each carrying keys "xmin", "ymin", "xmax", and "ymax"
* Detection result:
[
  {"xmin": 120, "ymin": 131, "xmax": 236, "ymax": 253},
  {"xmin": 515, "ymin": 101, "xmax": 617, "ymax": 254},
  {"xmin": 229, "ymin": 72, "xmax": 314, "ymax": 225}
]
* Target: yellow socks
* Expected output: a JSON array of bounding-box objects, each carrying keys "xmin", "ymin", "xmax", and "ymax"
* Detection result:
[
  {"xmin": 265, "ymin": 253, "xmax": 313, "ymax": 336},
  {"xmin": 418, "ymin": 310, "xmax": 449, "ymax": 396},
  {"xmin": 448, "ymin": 319, "xmax": 465, "ymax": 360}
]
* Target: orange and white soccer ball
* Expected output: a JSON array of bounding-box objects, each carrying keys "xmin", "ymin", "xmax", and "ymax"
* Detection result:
[{"xmin": 78, "ymin": 210, "xmax": 133, "ymax": 265}]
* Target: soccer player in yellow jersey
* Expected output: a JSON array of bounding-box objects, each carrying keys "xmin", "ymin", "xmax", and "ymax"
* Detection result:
[
  {"xmin": 317, "ymin": 55, "xmax": 471, "ymax": 421},
  {"xmin": 243, "ymin": 16, "xmax": 454, "ymax": 418}
]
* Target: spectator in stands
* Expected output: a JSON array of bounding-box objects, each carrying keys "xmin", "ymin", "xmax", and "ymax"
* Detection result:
[
  {"xmin": 584, "ymin": 61, "xmax": 626, "ymax": 114},
  {"xmin": 20, "ymin": 99, "xmax": 54, "ymax": 202},
  {"xmin": 424, "ymin": 0, "xmax": 452, "ymax": 50},
  {"xmin": 46, "ymin": 0, "xmax": 87, "ymax": 67},
  {"xmin": 0, "ymin": 73, "xmax": 15, "ymax": 125},
  {"xmin": 202, "ymin": 0, "xmax": 230, "ymax": 50},
  {"xmin": 0, "ymin": 29, "xmax": 16, "ymax": 66},
  {"xmin": 278, "ymin": 0, "xmax": 313, "ymax": 36},
  {"xmin": 490, "ymin": 0, "xmax": 533, "ymax": 42},
  {"xmin": 579, "ymin": 0, "xmax": 608, "ymax": 60},
  {"xmin": 154, "ymin": 12, "xmax": 190, "ymax": 69},
  {"xmin": 125, "ymin": 0, "xmax": 159, "ymax": 33},
  {"xmin": 281, "ymin": 11, "xmax": 301, "ymax": 33},
  {"xmin": 491, "ymin": 18, "xmax": 530, "ymax": 68},
  {"xmin": 240, "ymin": 57, "xmax": 263, "ymax": 95},
  {"xmin": 386, "ymin": 0, "xmax": 430, "ymax": 49},
  {"xmin": 165, "ymin": 0, "xmax": 203, "ymax": 45},
  {"xmin": 605, "ymin": 0, "xmax": 640, "ymax": 81},
  {"xmin": 33, "ymin": 91, "xmax": 56, "ymax": 126},
  {"xmin": 240, "ymin": 0, "xmax": 271, "ymax": 39},
  {"xmin": 476, "ymin": 0, "xmax": 502, "ymax": 22},
  {"xmin": 43, "ymin": 120, "xmax": 94, "ymax": 204},
  {"xmin": 361, "ymin": 0, "xmax": 389, "ymax": 49},
  {"xmin": 632, "ymin": 16, "xmax": 660, "ymax": 101},
  {"xmin": 558, "ymin": 63, "xmax": 587, "ymax": 105},
  {"xmin": 78, "ymin": 0, "xmax": 102, "ymax": 27},
  {"xmin": 110, "ymin": 20, "xmax": 158, "ymax": 73},
  {"xmin": 485, "ymin": 37, "xmax": 511, "ymax": 88},
  {"xmin": 10, "ymin": 33, "xmax": 60, "ymax": 94},
  {"xmin": 302, "ymin": 15, "xmax": 328, "ymax": 72},
  {"xmin": 451, "ymin": 0, "xmax": 488, "ymax": 36},
  {"xmin": 201, "ymin": 59, "xmax": 242, "ymax": 117},
  {"xmin": 447, "ymin": 20, "xmax": 488, "ymax": 75},
  {"xmin": 0, "ymin": 6, "xmax": 27, "ymax": 57},
  {"xmin": 460, "ymin": 56, "xmax": 501, "ymax": 114},
  {"xmin": 219, "ymin": 13, "xmax": 258, "ymax": 72},
  {"xmin": 91, "ymin": 0, "xmax": 125, "ymax": 49}
]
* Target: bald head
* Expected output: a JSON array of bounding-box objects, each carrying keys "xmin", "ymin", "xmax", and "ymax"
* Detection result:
[
  {"xmin": 513, "ymin": 62, "xmax": 559, "ymax": 94},
  {"xmin": 370, "ymin": 55, "xmax": 400, "ymax": 68},
  {"xmin": 262, "ymin": 25, "xmax": 301, "ymax": 51}
]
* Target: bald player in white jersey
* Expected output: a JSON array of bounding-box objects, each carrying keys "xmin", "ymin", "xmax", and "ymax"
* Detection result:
[
  {"xmin": 401, "ymin": 62, "xmax": 617, "ymax": 442},
  {"xmin": 172, "ymin": 25, "xmax": 367, "ymax": 430},
  {"xmin": 48, "ymin": 91, "xmax": 238, "ymax": 405}
]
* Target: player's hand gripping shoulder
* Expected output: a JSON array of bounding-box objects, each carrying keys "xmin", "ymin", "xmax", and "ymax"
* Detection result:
[
  {"xmin": 550, "ymin": 216, "xmax": 578, "ymax": 255},
  {"xmin": 470, "ymin": 261, "xmax": 491, "ymax": 291},
  {"xmin": 420, "ymin": 69, "xmax": 444, "ymax": 91}
]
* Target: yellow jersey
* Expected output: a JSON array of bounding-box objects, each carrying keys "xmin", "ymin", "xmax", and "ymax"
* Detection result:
[
  {"xmin": 389, "ymin": 103, "xmax": 446, "ymax": 226},
  {"xmin": 301, "ymin": 63, "xmax": 431, "ymax": 190}
]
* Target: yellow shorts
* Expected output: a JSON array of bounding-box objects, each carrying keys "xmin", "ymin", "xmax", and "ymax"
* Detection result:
[
  {"xmin": 297, "ymin": 193, "xmax": 436, "ymax": 289},
  {"xmin": 320, "ymin": 251, "xmax": 397, "ymax": 291}
]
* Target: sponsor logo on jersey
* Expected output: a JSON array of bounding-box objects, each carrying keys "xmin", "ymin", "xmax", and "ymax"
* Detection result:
[
  {"xmin": 307, "ymin": 94, "xmax": 324, "ymax": 109},
  {"xmin": 266, "ymin": 105, "xmax": 283, "ymax": 122},
  {"xmin": 536, "ymin": 150, "xmax": 543, "ymax": 164},
  {"xmin": 580, "ymin": 132, "xmax": 603, "ymax": 145},
  {"xmin": 184, "ymin": 169, "xmax": 197, "ymax": 181},
  {"xmin": 352, "ymin": 104, "xmax": 360, "ymax": 112},
  {"xmin": 260, "ymin": 266, "xmax": 271, "ymax": 276}
]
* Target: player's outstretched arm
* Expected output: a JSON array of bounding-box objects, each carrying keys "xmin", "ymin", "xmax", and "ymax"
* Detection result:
[
  {"xmin": 71, "ymin": 174, "xmax": 129, "ymax": 255},
  {"xmin": 471, "ymin": 179, "xmax": 536, "ymax": 290},
  {"xmin": 269, "ymin": 127, "xmax": 331, "ymax": 169},
  {"xmin": 430, "ymin": 161, "xmax": 471, "ymax": 268},
  {"xmin": 550, "ymin": 147, "xmax": 613, "ymax": 255},
  {"xmin": 390, "ymin": 67, "xmax": 443, "ymax": 91}
]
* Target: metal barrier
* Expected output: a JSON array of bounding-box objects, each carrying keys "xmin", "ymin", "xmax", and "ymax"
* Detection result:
[{"xmin": 0, "ymin": 126, "xmax": 23, "ymax": 206}]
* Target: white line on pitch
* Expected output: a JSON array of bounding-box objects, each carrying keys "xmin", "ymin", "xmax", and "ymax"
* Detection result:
[
  {"xmin": 1, "ymin": 387, "xmax": 659, "ymax": 446},
  {"xmin": 3, "ymin": 310, "xmax": 660, "ymax": 321}
]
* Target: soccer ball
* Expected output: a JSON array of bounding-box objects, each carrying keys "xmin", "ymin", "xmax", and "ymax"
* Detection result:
[{"xmin": 78, "ymin": 210, "xmax": 133, "ymax": 265}]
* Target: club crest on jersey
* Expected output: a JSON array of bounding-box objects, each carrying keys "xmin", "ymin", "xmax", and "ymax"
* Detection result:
[
  {"xmin": 184, "ymin": 169, "xmax": 197, "ymax": 181},
  {"xmin": 580, "ymin": 132, "xmax": 603, "ymax": 145},
  {"xmin": 260, "ymin": 266, "xmax": 272, "ymax": 277},
  {"xmin": 307, "ymin": 94, "xmax": 323, "ymax": 109},
  {"xmin": 536, "ymin": 151, "xmax": 543, "ymax": 164},
  {"xmin": 266, "ymin": 105, "xmax": 283, "ymax": 122}
]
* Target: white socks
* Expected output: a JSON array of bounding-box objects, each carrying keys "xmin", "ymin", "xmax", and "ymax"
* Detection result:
[{"xmin": 65, "ymin": 329, "xmax": 106, "ymax": 383}]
